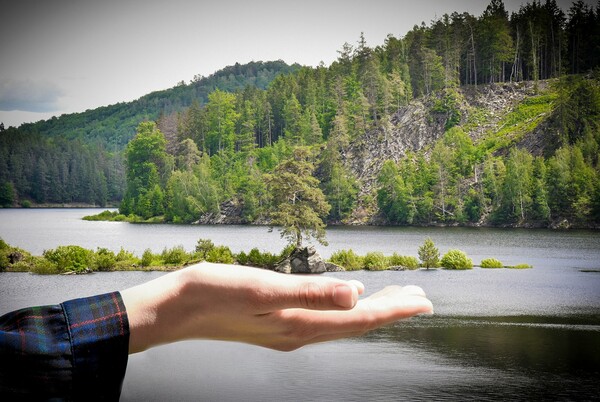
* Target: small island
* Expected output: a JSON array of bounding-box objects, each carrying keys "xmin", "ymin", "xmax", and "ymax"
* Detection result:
[{"xmin": 0, "ymin": 236, "xmax": 530, "ymax": 275}]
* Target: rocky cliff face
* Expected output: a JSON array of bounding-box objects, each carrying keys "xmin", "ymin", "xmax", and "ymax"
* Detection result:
[
  {"xmin": 195, "ymin": 199, "xmax": 244, "ymax": 224},
  {"xmin": 339, "ymin": 81, "xmax": 555, "ymax": 223},
  {"xmin": 344, "ymin": 98, "xmax": 446, "ymax": 200}
]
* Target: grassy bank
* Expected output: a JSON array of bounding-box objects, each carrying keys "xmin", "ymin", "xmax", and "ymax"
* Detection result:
[{"xmin": 82, "ymin": 210, "xmax": 165, "ymax": 223}]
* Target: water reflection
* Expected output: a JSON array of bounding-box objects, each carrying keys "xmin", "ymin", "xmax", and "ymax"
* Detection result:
[{"xmin": 365, "ymin": 315, "xmax": 600, "ymax": 401}]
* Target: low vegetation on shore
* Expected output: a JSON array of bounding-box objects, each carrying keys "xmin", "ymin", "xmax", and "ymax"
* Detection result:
[{"xmin": 0, "ymin": 237, "xmax": 530, "ymax": 275}]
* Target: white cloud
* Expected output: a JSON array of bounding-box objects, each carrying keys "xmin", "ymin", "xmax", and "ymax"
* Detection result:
[{"xmin": 0, "ymin": 79, "xmax": 64, "ymax": 112}]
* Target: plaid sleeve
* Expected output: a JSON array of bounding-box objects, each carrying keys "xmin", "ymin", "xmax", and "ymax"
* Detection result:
[{"xmin": 0, "ymin": 291, "xmax": 130, "ymax": 401}]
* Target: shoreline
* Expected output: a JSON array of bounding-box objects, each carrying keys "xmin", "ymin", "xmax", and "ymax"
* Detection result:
[
  {"xmin": 3, "ymin": 206, "xmax": 599, "ymax": 230},
  {"xmin": 79, "ymin": 209, "xmax": 600, "ymax": 231}
]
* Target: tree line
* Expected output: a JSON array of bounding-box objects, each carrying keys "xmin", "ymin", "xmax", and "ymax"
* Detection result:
[
  {"xmin": 128, "ymin": 0, "xmax": 600, "ymax": 155},
  {"xmin": 0, "ymin": 130, "xmax": 124, "ymax": 206}
]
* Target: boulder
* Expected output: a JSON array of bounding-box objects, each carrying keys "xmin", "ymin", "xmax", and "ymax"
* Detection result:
[
  {"xmin": 273, "ymin": 259, "xmax": 292, "ymax": 274},
  {"xmin": 275, "ymin": 246, "xmax": 327, "ymax": 274},
  {"xmin": 324, "ymin": 262, "xmax": 345, "ymax": 272},
  {"xmin": 7, "ymin": 251, "xmax": 23, "ymax": 264}
]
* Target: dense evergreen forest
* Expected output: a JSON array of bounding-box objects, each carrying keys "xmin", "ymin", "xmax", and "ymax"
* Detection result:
[
  {"xmin": 1, "ymin": 0, "xmax": 599, "ymax": 228},
  {"xmin": 0, "ymin": 61, "xmax": 299, "ymax": 205}
]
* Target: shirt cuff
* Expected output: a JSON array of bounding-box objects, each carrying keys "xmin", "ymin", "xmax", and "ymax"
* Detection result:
[{"xmin": 62, "ymin": 291, "xmax": 130, "ymax": 400}]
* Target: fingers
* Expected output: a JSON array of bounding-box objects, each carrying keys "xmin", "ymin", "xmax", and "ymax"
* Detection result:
[
  {"xmin": 325, "ymin": 285, "xmax": 433, "ymax": 329},
  {"xmin": 361, "ymin": 285, "xmax": 433, "ymax": 320},
  {"xmin": 267, "ymin": 285, "xmax": 433, "ymax": 350}
]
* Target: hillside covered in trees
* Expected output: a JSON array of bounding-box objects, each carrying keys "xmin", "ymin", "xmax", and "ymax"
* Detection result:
[
  {"xmin": 0, "ymin": 61, "xmax": 299, "ymax": 205},
  {"xmin": 1, "ymin": 0, "xmax": 599, "ymax": 229}
]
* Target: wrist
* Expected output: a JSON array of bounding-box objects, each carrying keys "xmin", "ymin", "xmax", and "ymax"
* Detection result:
[{"xmin": 121, "ymin": 268, "xmax": 189, "ymax": 353}]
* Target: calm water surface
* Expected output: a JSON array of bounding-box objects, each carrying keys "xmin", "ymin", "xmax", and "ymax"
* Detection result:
[{"xmin": 1, "ymin": 209, "xmax": 599, "ymax": 401}]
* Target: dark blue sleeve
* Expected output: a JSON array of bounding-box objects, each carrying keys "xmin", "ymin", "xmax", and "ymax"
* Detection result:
[{"xmin": 0, "ymin": 291, "xmax": 130, "ymax": 400}]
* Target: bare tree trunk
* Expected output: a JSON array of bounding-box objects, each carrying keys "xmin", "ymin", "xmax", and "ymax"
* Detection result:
[
  {"xmin": 511, "ymin": 27, "xmax": 520, "ymax": 82},
  {"xmin": 530, "ymin": 21, "xmax": 539, "ymax": 90},
  {"xmin": 468, "ymin": 23, "xmax": 477, "ymax": 88}
]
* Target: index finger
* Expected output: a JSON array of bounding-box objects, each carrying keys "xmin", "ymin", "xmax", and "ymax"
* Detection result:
[{"xmin": 253, "ymin": 273, "xmax": 365, "ymax": 313}]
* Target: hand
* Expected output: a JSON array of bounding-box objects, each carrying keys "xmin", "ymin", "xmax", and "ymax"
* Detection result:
[{"xmin": 121, "ymin": 262, "xmax": 433, "ymax": 353}]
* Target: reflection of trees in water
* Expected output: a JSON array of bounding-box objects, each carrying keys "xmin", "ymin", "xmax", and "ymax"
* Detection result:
[{"xmin": 364, "ymin": 315, "xmax": 600, "ymax": 400}]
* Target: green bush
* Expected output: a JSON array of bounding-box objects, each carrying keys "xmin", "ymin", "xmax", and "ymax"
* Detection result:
[
  {"xmin": 83, "ymin": 210, "xmax": 118, "ymax": 221},
  {"xmin": 247, "ymin": 248, "xmax": 280, "ymax": 268},
  {"xmin": 247, "ymin": 248, "xmax": 263, "ymax": 266},
  {"xmin": 0, "ymin": 252, "xmax": 9, "ymax": 272},
  {"xmin": 0, "ymin": 239, "xmax": 9, "ymax": 271},
  {"xmin": 7, "ymin": 260, "xmax": 32, "ymax": 272},
  {"xmin": 509, "ymin": 263, "xmax": 532, "ymax": 269},
  {"xmin": 0, "ymin": 242, "xmax": 36, "ymax": 272},
  {"xmin": 480, "ymin": 258, "xmax": 503, "ymax": 268},
  {"xmin": 31, "ymin": 258, "xmax": 60, "ymax": 275},
  {"xmin": 116, "ymin": 247, "xmax": 137, "ymax": 262},
  {"xmin": 162, "ymin": 245, "xmax": 189, "ymax": 265},
  {"xmin": 328, "ymin": 249, "xmax": 363, "ymax": 271},
  {"xmin": 93, "ymin": 248, "xmax": 116, "ymax": 271},
  {"xmin": 441, "ymin": 249, "xmax": 473, "ymax": 270},
  {"xmin": 141, "ymin": 249, "xmax": 154, "ymax": 267},
  {"xmin": 206, "ymin": 245, "xmax": 234, "ymax": 264},
  {"xmin": 363, "ymin": 252, "xmax": 389, "ymax": 271},
  {"xmin": 236, "ymin": 250, "xmax": 249, "ymax": 265},
  {"xmin": 43, "ymin": 245, "xmax": 93, "ymax": 273},
  {"xmin": 388, "ymin": 253, "xmax": 420, "ymax": 270},
  {"xmin": 279, "ymin": 244, "xmax": 296, "ymax": 260},
  {"xmin": 196, "ymin": 238, "xmax": 215, "ymax": 259},
  {"xmin": 236, "ymin": 248, "xmax": 281, "ymax": 268}
]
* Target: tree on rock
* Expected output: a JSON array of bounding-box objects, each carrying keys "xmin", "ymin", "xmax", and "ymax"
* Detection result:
[{"xmin": 265, "ymin": 147, "xmax": 330, "ymax": 247}]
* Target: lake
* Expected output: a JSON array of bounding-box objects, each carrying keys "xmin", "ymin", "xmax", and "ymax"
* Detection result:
[{"xmin": 1, "ymin": 209, "xmax": 599, "ymax": 401}]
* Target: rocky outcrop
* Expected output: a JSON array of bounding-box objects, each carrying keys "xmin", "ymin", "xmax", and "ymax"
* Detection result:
[
  {"xmin": 324, "ymin": 262, "xmax": 345, "ymax": 272},
  {"xmin": 344, "ymin": 99, "xmax": 447, "ymax": 202},
  {"xmin": 461, "ymin": 81, "xmax": 544, "ymax": 141},
  {"xmin": 195, "ymin": 200, "xmax": 244, "ymax": 224},
  {"xmin": 343, "ymin": 82, "xmax": 547, "ymax": 203},
  {"xmin": 275, "ymin": 246, "xmax": 332, "ymax": 274},
  {"xmin": 339, "ymin": 81, "xmax": 559, "ymax": 224}
]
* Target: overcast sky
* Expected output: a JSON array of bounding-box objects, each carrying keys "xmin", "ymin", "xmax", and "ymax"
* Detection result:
[{"xmin": 0, "ymin": 0, "xmax": 589, "ymax": 127}]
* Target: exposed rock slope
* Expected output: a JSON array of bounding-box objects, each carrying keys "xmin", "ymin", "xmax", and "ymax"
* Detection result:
[{"xmin": 343, "ymin": 81, "xmax": 554, "ymax": 212}]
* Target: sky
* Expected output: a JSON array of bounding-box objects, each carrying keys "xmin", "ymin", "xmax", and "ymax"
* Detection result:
[{"xmin": 0, "ymin": 0, "xmax": 590, "ymax": 128}]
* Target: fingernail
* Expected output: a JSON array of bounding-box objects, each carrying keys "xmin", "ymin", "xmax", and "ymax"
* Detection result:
[
  {"xmin": 348, "ymin": 280, "xmax": 365, "ymax": 295},
  {"xmin": 333, "ymin": 284, "xmax": 355, "ymax": 309}
]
